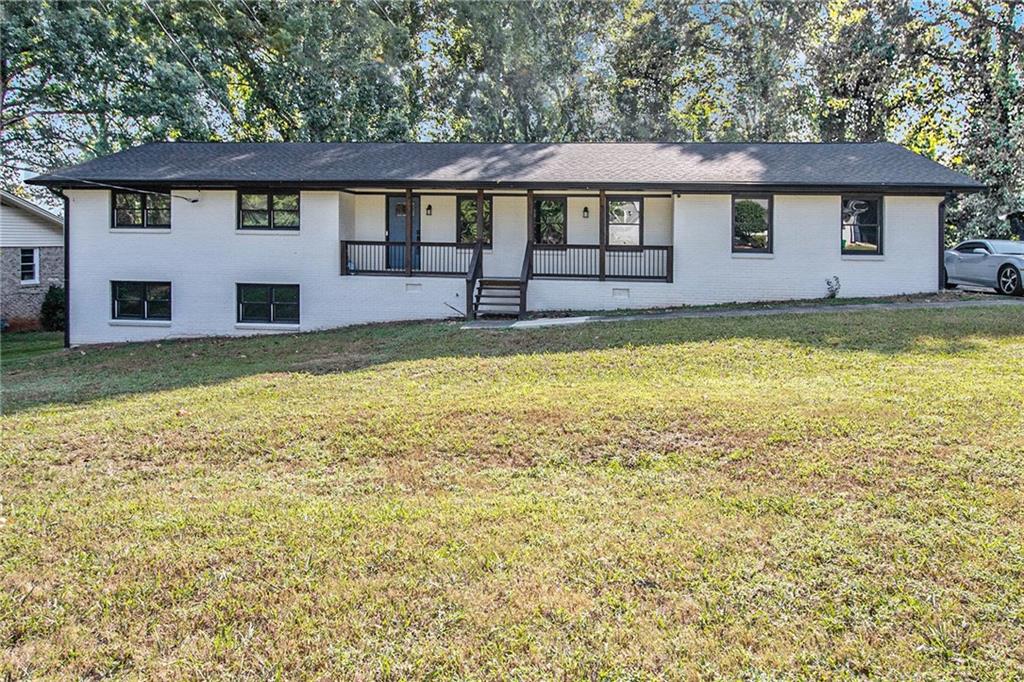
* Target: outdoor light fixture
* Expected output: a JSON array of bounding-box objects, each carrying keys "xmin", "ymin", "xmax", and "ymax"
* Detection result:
[
  {"xmin": 426, "ymin": 204, "xmax": 433, "ymax": 216},
  {"xmin": 583, "ymin": 206, "xmax": 590, "ymax": 219}
]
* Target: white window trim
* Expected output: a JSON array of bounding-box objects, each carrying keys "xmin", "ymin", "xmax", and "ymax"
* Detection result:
[
  {"xmin": 20, "ymin": 248, "xmax": 40, "ymax": 285},
  {"xmin": 108, "ymin": 319, "xmax": 172, "ymax": 328}
]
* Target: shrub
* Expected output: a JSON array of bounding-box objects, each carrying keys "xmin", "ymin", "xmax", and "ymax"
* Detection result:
[
  {"xmin": 40, "ymin": 285, "xmax": 66, "ymax": 331},
  {"xmin": 825, "ymin": 276, "xmax": 841, "ymax": 299}
]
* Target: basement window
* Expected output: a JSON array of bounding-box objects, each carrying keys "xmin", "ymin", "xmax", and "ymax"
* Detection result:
[
  {"xmin": 239, "ymin": 192, "xmax": 300, "ymax": 230},
  {"xmin": 111, "ymin": 281, "xmax": 171, "ymax": 320},
  {"xmin": 113, "ymin": 191, "xmax": 171, "ymax": 229},
  {"xmin": 237, "ymin": 284, "xmax": 299, "ymax": 323}
]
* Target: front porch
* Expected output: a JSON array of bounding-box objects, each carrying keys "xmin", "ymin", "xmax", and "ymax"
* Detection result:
[{"xmin": 338, "ymin": 189, "xmax": 674, "ymax": 318}]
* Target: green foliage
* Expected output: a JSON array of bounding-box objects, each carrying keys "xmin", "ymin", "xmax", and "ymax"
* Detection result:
[
  {"xmin": 39, "ymin": 285, "xmax": 65, "ymax": 332},
  {"xmin": 1, "ymin": 0, "xmax": 1021, "ymax": 236},
  {"xmin": 733, "ymin": 199, "xmax": 769, "ymax": 248}
]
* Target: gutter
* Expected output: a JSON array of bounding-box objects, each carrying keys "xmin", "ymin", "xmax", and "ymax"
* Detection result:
[{"xmin": 24, "ymin": 178, "xmax": 986, "ymax": 196}]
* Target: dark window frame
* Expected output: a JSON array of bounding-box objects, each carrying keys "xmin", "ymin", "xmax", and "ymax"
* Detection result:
[
  {"xmin": 111, "ymin": 191, "xmax": 172, "ymax": 229},
  {"xmin": 455, "ymin": 195, "xmax": 494, "ymax": 248},
  {"xmin": 532, "ymin": 195, "xmax": 568, "ymax": 246},
  {"xmin": 841, "ymin": 195, "xmax": 883, "ymax": 256},
  {"xmin": 19, "ymin": 248, "xmax": 39, "ymax": 283},
  {"xmin": 731, "ymin": 194, "xmax": 774, "ymax": 254},
  {"xmin": 236, "ymin": 283, "xmax": 300, "ymax": 324},
  {"xmin": 237, "ymin": 191, "xmax": 301, "ymax": 231},
  {"xmin": 606, "ymin": 195, "xmax": 645, "ymax": 250},
  {"xmin": 110, "ymin": 280, "xmax": 172, "ymax": 320}
]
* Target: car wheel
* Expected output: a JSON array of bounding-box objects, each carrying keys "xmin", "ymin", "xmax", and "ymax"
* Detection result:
[
  {"xmin": 943, "ymin": 268, "xmax": 957, "ymax": 289},
  {"xmin": 997, "ymin": 265, "xmax": 1023, "ymax": 296}
]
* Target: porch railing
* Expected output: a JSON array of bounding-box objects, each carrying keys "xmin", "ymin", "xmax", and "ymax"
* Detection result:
[
  {"xmin": 340, "ymin": 240, "xmax": 673, "ymax": 283},
  {"xmin": 341, "ymin": 240, "xmax": 476, "ymax": 277},
  {"xmin": 531, "ymin": 244, "xmax": 672, "ymax": 282}
]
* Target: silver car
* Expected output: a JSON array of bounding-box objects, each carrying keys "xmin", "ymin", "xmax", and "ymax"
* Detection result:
[{"xmin": 944, "ymin": 239, "xmax": 1024, "ymax": 296}]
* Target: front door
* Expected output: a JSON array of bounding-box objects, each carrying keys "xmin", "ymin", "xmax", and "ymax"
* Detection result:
[{"xmin": 386, "ymin": 195, "xmax": 421, "ymax": 270}]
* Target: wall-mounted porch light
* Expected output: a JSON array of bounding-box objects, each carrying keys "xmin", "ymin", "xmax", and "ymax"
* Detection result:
[
  {"xmin": 582, "ymin": 206, "xmax": 590, "ymax": 219},
  {"xmin": 426, "ymin": 204, "xmax": 433, "ymax": 216}
]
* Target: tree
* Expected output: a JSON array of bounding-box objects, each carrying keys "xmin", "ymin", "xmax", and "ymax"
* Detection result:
[
  {"xmin": 1, "ymin": 0, "xmax": 215, "ymax": 206},
  {"xmin": 932, "ymin": 0, "xmax": 1023, "ymax": 240},
  {"xmin": 806, "ymin": 0, "xmax": 938, "ymax": 143},
  {"xmin": 420, "ymin": 1, "xmax": 611, "ymax": 141}
]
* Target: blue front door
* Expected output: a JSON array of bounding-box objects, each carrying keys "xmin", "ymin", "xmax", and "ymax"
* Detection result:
[{"xmin": 386, "ymin": 196, "xmax": 421, "ymax": 270}]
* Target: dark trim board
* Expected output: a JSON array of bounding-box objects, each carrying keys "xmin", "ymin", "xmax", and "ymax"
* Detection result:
[{"xmin": 31, "ymin": 178, "xmax": 982, "ymax": 195}]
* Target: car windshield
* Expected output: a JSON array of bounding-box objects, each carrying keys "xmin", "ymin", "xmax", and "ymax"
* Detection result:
[{"xmin": 992, "ymin": 241, "xmax": 1024, "ymax": 255}]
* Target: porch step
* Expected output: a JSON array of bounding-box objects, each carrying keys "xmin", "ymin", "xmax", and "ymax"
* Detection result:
[{"xmin": 473, "ymin": 278, "xmax": 527, "ymax": 319}]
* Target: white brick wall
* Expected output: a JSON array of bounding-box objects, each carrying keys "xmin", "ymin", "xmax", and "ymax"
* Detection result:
[{"xmin": 66, "ymin": 189, "xmax": 941, "ymax": 344}]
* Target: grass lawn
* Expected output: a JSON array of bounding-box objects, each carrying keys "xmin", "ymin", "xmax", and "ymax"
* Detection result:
[
  {"xmin": 0, "ymin": 331, "xmax": 62, "ymax": 363},
  {"xmin": 2, "ymin": 308, "xmax": 1023, "ymax": 678}
]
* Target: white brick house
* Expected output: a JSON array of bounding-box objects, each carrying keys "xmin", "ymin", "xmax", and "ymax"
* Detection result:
[{"xmin": 27, "ymin": 142, "xmax": 982, "ymax": 346}]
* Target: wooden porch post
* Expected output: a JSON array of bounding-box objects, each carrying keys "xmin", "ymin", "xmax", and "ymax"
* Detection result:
[
  {"xmin": 599, "ymin": 190, "xmax": 607, "ymax": 281},
  {"xmin": 476, "ymin": 189, "xmax": 484, "ymax": 247},
  {"xmin": 527, "ymin": 190, "xmax": 535, "ymax": 245},
  {"xmin": 404, "ymin": 188, "xmax": 413, "ymax": 275}
]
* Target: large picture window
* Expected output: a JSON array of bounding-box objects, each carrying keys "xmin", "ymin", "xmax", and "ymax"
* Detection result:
[
  {"xmin": 841, "ymin": 196, "xmax": 882, "ymax": 255},
  {"xmin": 456, "ymin": 195, "xmax": 493, "ymax": 246},
  {"xmin": 238, "ymin": 192, "xmax": 300, "ymax": 230},
  {"xmin": 533, "ymin": 197, "xmax": 567, "ymax": 245},
  {"xmin": 237, "ymin": 284, "xmax": 299, "ymax": 324},
  {"xmin": 732, "ymin": 195, "xmax": 772, "ymax": 253},
  {"xmin": 113, "ymin": 191, "xmax": 171, "ymax": 229},
  {"xmin": 111, "ymin": 281, "xmax": 171, "ymax": 320},
  {"xmin": 607, "ymin": 197, "xmax": 643, "ymax": 247}
]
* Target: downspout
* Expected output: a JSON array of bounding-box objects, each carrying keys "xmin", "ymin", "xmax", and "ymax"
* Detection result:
[
  {"xmin": 938, "ymin": 192, "xmax": 952, "ymax": 292},
  {"xmin": 49, "ymin": 188, "xmax": 70, "ymax": 348}
]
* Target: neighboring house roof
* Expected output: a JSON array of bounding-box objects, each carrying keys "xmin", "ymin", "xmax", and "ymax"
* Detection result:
[
  {"xmin": 26, "ymin": 141, "xmax": 984, "ymax": 192},
  {"xmin": 1, "ymin": 189, "xmax": 62, "ymax": 225},
  {"xmin": 0, "ymin": 189, "xmax": 63, "ymax": 249}
]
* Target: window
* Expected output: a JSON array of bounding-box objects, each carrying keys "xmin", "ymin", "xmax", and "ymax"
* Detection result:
[
  {"xmin": 732, "ymin": 195, "xmax": 772, "ymax": 253},
  {"xmin": 20, "ymin": 248, "xmax": 39, "ymax": 284},
  {"xmin": 955, "ymin": 241, "xmax": 989, "ymax": 253},
  {"xmin": 841, "ymin": 196, "xmax": 882, "ymax": 255},
  {"xmin": 607, "ymin": 197, "xmax": 643, "ymax": 247},
  {"xmin": 239, "ymin": 192, "xmax": 300, "ymax": 230},
  {"xmin": 237, "ymin": 284, "xmax": 299, "ymax": 324},
  {"xmin": 533, "ymin": 197, "xmax": 567, "ymax": 245},
  {"xmin": 113, "ymin": 191, "xmax": 171, "ymax": 229},
  {"xmin": 456, "ymin": 195, "xmax": 493, "ymax": 246},
  {"xmin": 111, "ymin": 281, "xmax": 171, "ymax": 320}
]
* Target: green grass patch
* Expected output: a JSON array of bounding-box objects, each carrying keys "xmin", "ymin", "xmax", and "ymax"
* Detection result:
[
  {"xmin": 2, "ymin": 307, "xmax": 1023, "ymax": 678},
  {"xmin": 0, "ymin": 331, "xmax": 62, "ymax": 364}
]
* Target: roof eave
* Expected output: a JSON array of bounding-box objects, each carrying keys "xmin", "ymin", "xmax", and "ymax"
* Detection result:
[
  {"xmin": 26, "ymin": 176, "xmax": 986, "ymax": 195},
  {"xmin": 0, "ymin": 189, "xmax": 63, "ymax": 224}
]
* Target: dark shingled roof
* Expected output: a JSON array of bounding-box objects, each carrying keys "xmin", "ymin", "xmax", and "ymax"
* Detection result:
[{"xmin": 27, "ymin": 141, "xmax": 984, "ymax": 192}]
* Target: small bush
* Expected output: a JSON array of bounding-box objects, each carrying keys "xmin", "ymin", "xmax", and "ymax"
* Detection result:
[
  {"xmin": 825, "ymin": 276, "xmax": 841, "ymax": 299},
  {"xmin": 40, "ymin": 285, "xmax": 66, "ymax": 331}
]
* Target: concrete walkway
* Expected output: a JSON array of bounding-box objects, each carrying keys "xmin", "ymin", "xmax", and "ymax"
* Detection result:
[{"xmin": 462, "ymin": 296, "xmax": 1024, "ymax": 330}]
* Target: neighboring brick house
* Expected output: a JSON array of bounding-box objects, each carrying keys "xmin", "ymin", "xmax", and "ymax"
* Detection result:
[{"xmin": 1, "ymin": 189, "xmax": 64, "ymax": 330}]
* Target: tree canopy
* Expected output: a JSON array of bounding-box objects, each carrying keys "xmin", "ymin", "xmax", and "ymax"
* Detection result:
[{"xmin": 2, "ymin": 0, "xmax": 1021, "ymax": 240}]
